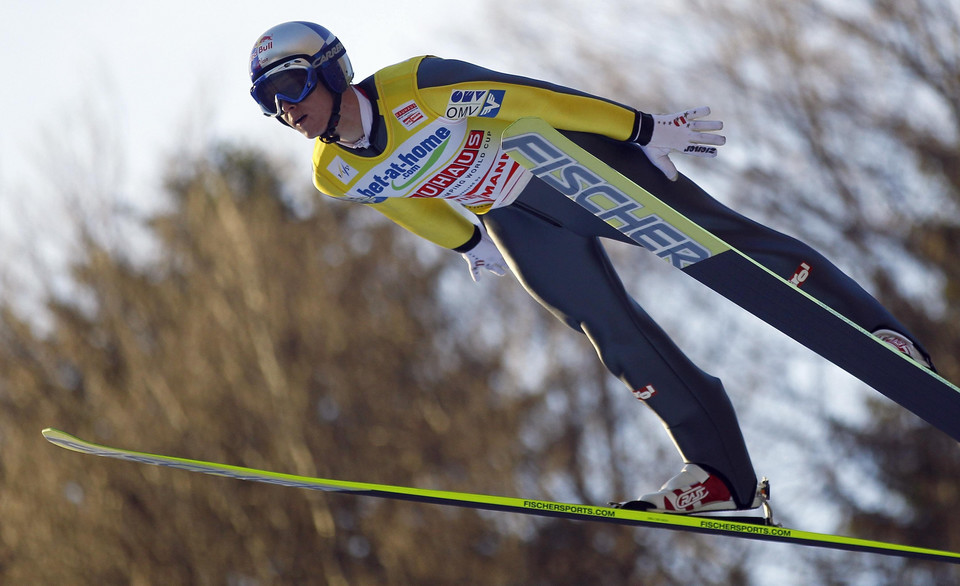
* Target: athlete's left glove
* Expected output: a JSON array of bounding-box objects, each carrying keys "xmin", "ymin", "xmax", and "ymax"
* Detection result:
[
  {"xmin": 460, "ymin": 225, "xmax": 508, "ymax": 282},
  {"xmin": 633, "ymin": 106, "xmax": 725, "ymax": 181}
]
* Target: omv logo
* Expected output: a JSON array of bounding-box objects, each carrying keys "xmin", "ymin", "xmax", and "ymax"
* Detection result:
[{"xmin": 446, "ymin": 89, "xmax": 506, "ymax": 119}]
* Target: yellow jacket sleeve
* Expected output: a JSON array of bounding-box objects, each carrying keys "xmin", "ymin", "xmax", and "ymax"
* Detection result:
[
  {"xmin": 413, "ymin": 57, "xmax": 642, "ymax": 142},
  {"xmin": 368, "ymin": 197, "xmax": 477, "ymax": 249}
]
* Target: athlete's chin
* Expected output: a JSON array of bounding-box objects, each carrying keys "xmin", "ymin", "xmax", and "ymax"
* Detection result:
[
  {"xmin": 298, "ymin": 121, "xmax": 329, "ymax": 140},
  {"xmin": 291, "ymin": 124, "xmax": 319, "ymax": 140}
]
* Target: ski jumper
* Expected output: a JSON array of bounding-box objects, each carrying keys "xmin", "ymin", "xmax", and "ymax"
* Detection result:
[{"xmin": 311, "ymin": 56, "xmax": 919, "ymax": 507}]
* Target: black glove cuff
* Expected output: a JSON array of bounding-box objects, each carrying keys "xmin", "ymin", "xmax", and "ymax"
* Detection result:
[{"xmin": 633, "ymin": 111, "xmax": 655, "ymax": 146}]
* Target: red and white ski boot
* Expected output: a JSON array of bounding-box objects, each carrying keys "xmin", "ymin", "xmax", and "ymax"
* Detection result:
[
  {"xmin": 873, "ymin": 329, "xmax": 934, "ymax": 370},
  {"xmin": 614, "ymin": 464, "xmax": 762, "ymax": 514}
]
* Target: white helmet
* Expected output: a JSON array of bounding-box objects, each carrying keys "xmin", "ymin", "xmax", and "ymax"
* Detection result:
[{"xmin": 249, "ymin": 22, "xmax": 354, "ymax": 140}]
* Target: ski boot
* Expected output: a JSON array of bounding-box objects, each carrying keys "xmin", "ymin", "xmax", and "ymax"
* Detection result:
[
  {"xmin": 873, "ymin": 329, "xmax": 935, "ymax": 370},
  {"xmin": 611, "ymin": 464, "xmax": 777, "ymax": 525}
]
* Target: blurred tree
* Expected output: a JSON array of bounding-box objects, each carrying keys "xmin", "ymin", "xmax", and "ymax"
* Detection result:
[{"xmin": 0, "ymin": 142, "xmax": 750, "ymax": 584}]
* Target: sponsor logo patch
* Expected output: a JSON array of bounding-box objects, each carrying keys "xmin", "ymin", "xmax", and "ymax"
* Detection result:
[
  {"xmin": 676, "ymin": 485, "xmax": 709, "ymax": 509},
  {"xmin": 250, "ymin": 35, "xmax": 274, "ymax": 75},
  {"xmin": 392, "ymin": 100, "xmax": 427, "ymax": 130},
  {"xmin": 446, "ymin": 89, "xmax": 505, "ymax": 119},
  {"xmin": 502, "ymin": 132, "xmax": 713, "ymax": 268},
  {"xmin": 632, "ymin": 384, "xmax": 658, "ymax": 401},
  {"xmin": 353, "ymin": 126, "xmax": 454, "ymax": 198},
  {"xmin": 789, "ymin": 262, "xmax": 812, "ymax": 287},
  {"xmin": 412, "ymin": 130, "xmax": 485, "ymax": 197},
  {"xmin": 327, "ymin": 156, "xmax": 357, "ymax": 185}
]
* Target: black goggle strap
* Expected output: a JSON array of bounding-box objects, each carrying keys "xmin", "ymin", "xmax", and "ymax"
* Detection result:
[{"xmin": 318, "ymin": 90, "xmax": 343, "ymax": 144}]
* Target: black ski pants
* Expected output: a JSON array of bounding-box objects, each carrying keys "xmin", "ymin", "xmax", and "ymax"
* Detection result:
[{"xmin": 481, "ymin": 132, "xmax": 915, "ymax": 507}]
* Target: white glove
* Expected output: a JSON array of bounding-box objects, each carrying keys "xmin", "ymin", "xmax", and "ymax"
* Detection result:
[
  {"xmin": 638, "ymin": 106, "xmax": 725, "ymax": 181},
  {"xmin": 461, "ymin": 226, "xmax": 508, "ymax": 282}
]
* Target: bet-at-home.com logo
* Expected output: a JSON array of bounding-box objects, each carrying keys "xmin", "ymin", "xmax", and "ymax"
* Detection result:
[{"xmin": 354, "ymin": 126, "xmax": 455, "ymax": 198}]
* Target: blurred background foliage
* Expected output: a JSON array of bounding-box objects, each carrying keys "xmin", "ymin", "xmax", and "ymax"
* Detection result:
[{"xmin": 2, "ymin": 0, "xmax": 959, "ymax": 584}]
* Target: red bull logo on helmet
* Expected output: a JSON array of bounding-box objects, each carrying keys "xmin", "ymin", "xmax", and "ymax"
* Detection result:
[{"xmin": 250, "ymin": 35, "xmax": 275, "ymax": 76}]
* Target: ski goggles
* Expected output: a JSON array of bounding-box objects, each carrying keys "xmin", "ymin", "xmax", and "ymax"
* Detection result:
[{"xmin": 250, "ymin": 58, "xmax": 319, "ymax": 116}]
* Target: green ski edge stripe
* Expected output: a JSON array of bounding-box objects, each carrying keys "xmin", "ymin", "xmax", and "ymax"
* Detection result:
[{"xmin": 43, "ymin": 429, "xmax": 960, "ymax": 564}]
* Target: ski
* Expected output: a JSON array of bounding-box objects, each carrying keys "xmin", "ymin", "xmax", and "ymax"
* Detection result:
[
  {"xmin": 43, "ymin": 428, "xmax": 960, "ymax": 564},
  {"xmin": 502, "ymin": 118, "xmax": 960, "ymax": 443}
]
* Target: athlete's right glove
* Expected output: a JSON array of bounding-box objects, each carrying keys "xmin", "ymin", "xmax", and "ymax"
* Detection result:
[{"xmin": 633, "ymin": 106, "xmax": 726, "ymax": 181}]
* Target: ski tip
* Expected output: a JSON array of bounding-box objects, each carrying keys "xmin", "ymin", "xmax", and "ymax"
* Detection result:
[{"xmin": 41, "ymin": 428, "xmax": 88, "ymax": 452}]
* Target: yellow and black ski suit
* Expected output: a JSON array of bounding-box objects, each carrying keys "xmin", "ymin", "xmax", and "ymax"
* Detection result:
[{"xmin": 311, "ymin": 56, "xmax": 920, "ymax": 507}]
